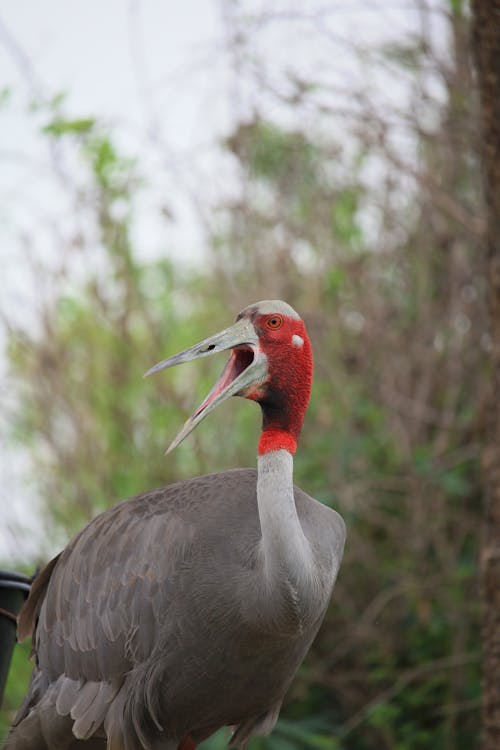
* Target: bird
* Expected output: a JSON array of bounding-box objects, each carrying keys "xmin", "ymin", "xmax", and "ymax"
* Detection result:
[{"xmin": 5, "ymin": 299, "xmax": 346, "ymax": 750}]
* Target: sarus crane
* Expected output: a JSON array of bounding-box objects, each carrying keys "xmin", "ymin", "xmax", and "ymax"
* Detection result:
[{"xmin": 5, "ymin": 300, "xmax": 346, "ymax": 750}]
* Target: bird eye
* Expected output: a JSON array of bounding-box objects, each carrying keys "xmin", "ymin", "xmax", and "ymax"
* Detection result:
[{"xmin": 266, "ymin": 315, "xmax": 283, "ymax": 330}]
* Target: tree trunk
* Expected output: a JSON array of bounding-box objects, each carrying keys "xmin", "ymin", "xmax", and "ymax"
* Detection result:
[{"xmin": 471, "ymin": 2, "xmax": 500, "ymax": 748}]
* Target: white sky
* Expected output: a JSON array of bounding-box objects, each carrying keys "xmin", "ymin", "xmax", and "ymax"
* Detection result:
[{"xmin": 0, "ymin": 0, "xmax": 230, "ymax": 266}]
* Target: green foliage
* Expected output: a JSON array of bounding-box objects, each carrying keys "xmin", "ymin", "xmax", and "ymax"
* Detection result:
[
  {"xmin": 450, "ymin": 0, "xmax": 467, "ymax": 17},
  {"xmin": 0, "ymin": 641, "xmax": 32, "ymax": 741},
  {"xmin": 330, "ymin": 189, "xmax": 362, "ymax": 247},
  {"xmin": 0, "ymin": 86, "xmax": 11, "ymax": 108},
  {"xmin": 43, "ymin": 117, "xmax": 96, "ymax": 136},
  {"xmin": 233, "ymin": 121, "xmax": 321, "ymax": 188}
]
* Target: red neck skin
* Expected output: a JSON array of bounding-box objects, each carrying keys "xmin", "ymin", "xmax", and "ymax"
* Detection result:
[
  {"xmin": 257, "ymin": 324, "xmax": 313, "ymax": 456},
  {"xmin": 258, "ymin": 428, "xmax": 298, "ymax": 455}
]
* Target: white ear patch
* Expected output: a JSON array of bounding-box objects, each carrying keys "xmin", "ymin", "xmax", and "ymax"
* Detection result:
[{"xmin": 292, "ymin": 334, "xmax": 304, "ymax": 348}]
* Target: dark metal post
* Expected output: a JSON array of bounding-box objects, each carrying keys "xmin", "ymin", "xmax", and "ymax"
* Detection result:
[{"xmin": 0, "ymin": 570, "xmax": 31, "ymax": 707}]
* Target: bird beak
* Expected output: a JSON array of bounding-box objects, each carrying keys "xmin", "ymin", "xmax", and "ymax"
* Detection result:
[{"xmin": 144, "ymin": 317, "xmax": 267, "ymax": 453}]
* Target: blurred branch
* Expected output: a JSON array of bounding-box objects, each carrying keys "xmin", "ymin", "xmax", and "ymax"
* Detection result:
[
  {"xmin": 0, "ymin": 13, "xmax": 42, "ymax": 99},
  {"xmin": 337, "ymin": 652, "xmax": 479, "ymax": 738}
]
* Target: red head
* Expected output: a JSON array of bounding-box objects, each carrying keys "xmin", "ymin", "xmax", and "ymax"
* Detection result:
[
  {"xmin": 145, "ymin": 300, "xmax": 313, "ymax": 456},
  {"xmin": 234, "ymin": 302, "xmax": 313, "ymax": 455}
]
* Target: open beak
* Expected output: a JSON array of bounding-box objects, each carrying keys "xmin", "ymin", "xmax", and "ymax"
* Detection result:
[{"xmin": 144, "ymin": 317, "xmax": 267, "ymax": 453}]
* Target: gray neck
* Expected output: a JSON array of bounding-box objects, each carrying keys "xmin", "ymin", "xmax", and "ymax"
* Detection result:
[{"xmin": 257, "ymin": 450, "xmax": 314, "ymax": 613}]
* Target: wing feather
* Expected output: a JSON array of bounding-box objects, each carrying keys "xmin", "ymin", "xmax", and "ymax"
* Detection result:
[
  {"xmin": 55, "ymin": 676, "xmax": 82, "ymax": 716},
  {"xmin": 32, "ymin": 486, "xmax": 196, "ymax": 683}
]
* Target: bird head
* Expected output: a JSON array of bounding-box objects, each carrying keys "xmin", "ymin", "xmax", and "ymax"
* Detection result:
[{"xmin": 145, "ymin": 300, "xmax": 313, "ymax": 455}]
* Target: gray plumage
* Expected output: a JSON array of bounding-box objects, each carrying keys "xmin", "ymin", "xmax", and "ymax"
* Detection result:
[{"xmin": 6, "ymin": 468, "xmax": 344, "ymax": 750}]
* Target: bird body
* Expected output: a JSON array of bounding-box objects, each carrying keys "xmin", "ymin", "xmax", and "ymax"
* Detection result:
[{"xmin": 6, "ymin": 301, "xmax": 345, "ymax": 750}]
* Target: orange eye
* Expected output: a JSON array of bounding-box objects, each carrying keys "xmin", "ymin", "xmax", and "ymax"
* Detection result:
[{"xmin": 266, "ymin": 315, "xmax": 283, "ymax": 330}]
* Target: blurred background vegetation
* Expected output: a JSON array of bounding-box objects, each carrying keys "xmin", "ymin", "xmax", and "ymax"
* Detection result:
[{"xmin": 0, "ymin": 1, "xmax": 487, "ymax": 749}]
